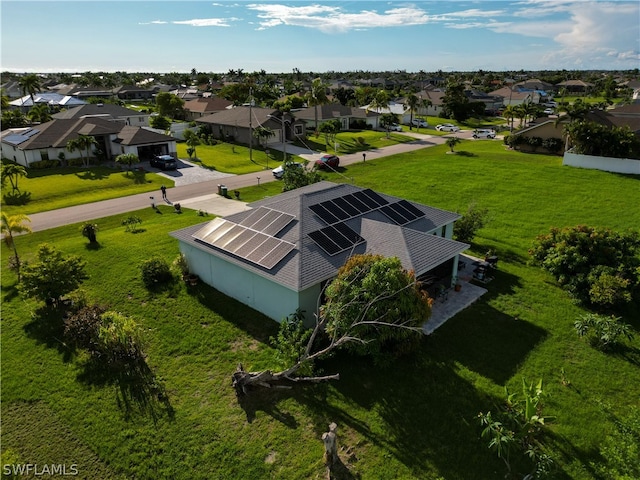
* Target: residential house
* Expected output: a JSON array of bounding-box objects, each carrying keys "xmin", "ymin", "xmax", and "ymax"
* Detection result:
[
  {"xmin": 557, "ymin": 80, "xmax": 594, "ymax": 94},
  {"xmin": 488, "ymin": 87, "xmax": 538, "ymax": 107},
  {"xmin": 9, "ymin": 92, "xmax": 87, "ymax": 112},
  {"xmin": 55, "ymin": 85, "xmax": 114, "ymax": 99},
  {"xmin": 196, "ymin": 107, "xmax": 306, "ymax": 147},
  {"xmin": 1, "ymin": 117, "xmax": 176, "ymax": 167},
  {"xmin": 183, "ymin": 97, "xmax": 233, "ymax": 121},
  {"xmin": 52, "ymin": 103, "xmax": 151, "ymax": 127},
  {"xmin": 114, "ymin": 85, "xmax": 155, "ymax": 101},
  {"xmin": 294, "ymin": 103, "xmax": 377, "ymax": 131},
  {"xmin": 170, "ymin": 181, "xmax": 469, "ymax": 324}
]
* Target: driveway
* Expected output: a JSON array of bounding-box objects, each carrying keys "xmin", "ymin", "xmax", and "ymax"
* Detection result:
[{"xmin": 150, "ymin": 158, "xmax": 234, "ymax": 187}]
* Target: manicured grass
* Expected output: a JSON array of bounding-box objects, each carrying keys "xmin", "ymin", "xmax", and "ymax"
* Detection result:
[
  {"xmin": 176, "ymin": 142, "xmax": 274, "ymax": 175},
  {"xmin": 2, "ymin": 144, "xmax": 640, "ymax": 479},
  {"xmin": 296, "ymin": 130, "xmax": 415, "ymax": 155},
  {"xmin": 1, "ymin": 167, "xmax": 172, "ymax": 216}
]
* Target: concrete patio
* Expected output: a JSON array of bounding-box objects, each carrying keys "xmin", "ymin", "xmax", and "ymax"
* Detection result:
[{"xmin": 422, "ymin": 254, "xmax": 489, "ymax": 334}]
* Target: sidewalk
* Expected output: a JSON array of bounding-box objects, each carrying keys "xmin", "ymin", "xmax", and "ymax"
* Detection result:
[{"xmin": 25, "ymin": 132, "xmax": 449, "ymax": 233}]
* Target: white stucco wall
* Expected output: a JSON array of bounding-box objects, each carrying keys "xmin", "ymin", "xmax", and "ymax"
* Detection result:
[
  {"xmin": 180, "ymin": 243, "xmax": 302, "ymax": 322},
  {"xmin": 563, "ymin": 152, "xmax": 640, "ymax": 175}
]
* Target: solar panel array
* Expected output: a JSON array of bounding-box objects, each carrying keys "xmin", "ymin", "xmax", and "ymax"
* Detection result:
[
  {"xmin": 307, "ymin": 188, "xmax": 427, "ymax": 255},
  {"xmin": 193, "ymin": 213, "xmax": 295, "ymax": 270},
  {"xmin": 309, "ymin": 188, "xmax": 389, "ymax": 225},
  {"xmin": 379, "ymin": 199, "xmax": 426, "ymax": 225},
  {"xmin": 308, "ymin": 223, "xmax": 364, "ymax": 256}
]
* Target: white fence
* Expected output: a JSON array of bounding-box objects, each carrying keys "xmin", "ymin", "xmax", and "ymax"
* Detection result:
[{"xmin": 563, "ymin": 152, "xmax": 640, "ymax": 175}]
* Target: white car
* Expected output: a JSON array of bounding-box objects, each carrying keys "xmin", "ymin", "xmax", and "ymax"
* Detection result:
[
  {"xmin": 435, "ymin": 123, "xmax": 460, "ymax": 132},
  {"xmin": 543, "ymin": 108, "xmax": 555, "ymax": 115},
  {"xmin": 411, "ymin": 119, "xmax": 428, "ymax": 128},
  {"xmin": 272, "ymin": 162, "xmax": 303, "ymax": 179},
  {"xmin": 472, "ymin": 129, "xmax": 496, "ymax": 139},
  {"xmin": 387, "ymin": 123, "xmax": 403, "ymax": 132}
]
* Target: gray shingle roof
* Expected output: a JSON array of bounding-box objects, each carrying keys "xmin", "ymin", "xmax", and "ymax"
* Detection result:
[
  {"xmin": 170, "ymin": 182, "xmax": 467, "ymax": 291},
  {"xmin": 52, "ymin": 104, "xmax": 145, "ymax": 119}
]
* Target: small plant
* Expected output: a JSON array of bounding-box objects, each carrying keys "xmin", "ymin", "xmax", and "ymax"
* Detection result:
[
  {"xmin": 140, "ymin": 257, "xmax": 174, "ymax": 288},
  {"xmin": 453, "ymin": 202, "xmax": 489, "ymax": 244},
  {"xmin": 574, "ymin": 313, "xmax": 634, "ymax": 350},
  {"xmin": 197, "ymin": 209, "xmax": 208, "ymax": 217},
  {"xmin": 173, "ymin": 253, "xmax": 190, "ymax": 278},
  {"xmin": 122, "ymin": 215, "xmax": 142, "ymax": 233},
  {"xmin": 81, "ymin": 222, "xmax": 98, "ymax": 243},
  {"xmin": 445, "ymin": 136, "xmax": 461, "ymax": 152}
]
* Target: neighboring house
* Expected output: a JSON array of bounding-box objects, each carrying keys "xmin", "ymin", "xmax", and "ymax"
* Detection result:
[
  {"xmin": 196, "ymin": 107, "xmax": 306, "ymax": 146},
  {"xmin": 183, "ymin": 97, "xmax": 233, "ymax": 121},
  {"xmin": 513, "ymin": 78, "xmax": 555, "ymax": 93},
  {"xmin": 294, "ymin": 103, "xmax": 377, "ymax": 130},
  {"xmin": 52, "ymin": 103, "xmax": 151, "ymax": 127},
  {"xmin": 55, "ymin": 85, "xmax": 114, "ymax": 99},
  {"xmin": 0, "ymin": 117, "xmax": 176, "ymax": 167},
  {"xmin": 1, "ymin": 80, "xmax": 22, "ymax": 98},
  {"xmin": 170, "ymin": 181, "xmax": 469, "ymax": 324},
  {"xmin": 113, "ymin": 85, "xmax": 155, "ymax": 101},
  {"xmin": 359, "ymin": 101, "xmax": 409, "ymax": 126},
  {"xmin": 488, "ymin": 87, "xmax": 539, "ymax": 106},
  {"xmin": 508, "ymin": 120, "xmax": 565, "ymax": 154},
  {"xmin": 557, "ymin": 80, "xmax": 594, "ymax": 94},
  {"xmin": 9, "ymin": 92, "xmax": 87, "ymax": 111}
]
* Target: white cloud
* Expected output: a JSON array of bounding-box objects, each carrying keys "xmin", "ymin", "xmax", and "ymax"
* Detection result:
[
  {"xmin": 172, "ymin": 17, "xmax": 237, "ymax": 27},
  {"xmin": 246, "ymin": 3, "xmax": 433, "ymax": 32},
  {"xmin": 139, "ymin": 20, "xmax": 168, "ymax": 25}
]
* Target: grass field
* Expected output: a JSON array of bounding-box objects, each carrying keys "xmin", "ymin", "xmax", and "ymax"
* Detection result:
[
  {"xmin": 0, "ymin": 167, "xmax": 171, "ymax": 216},
  {"xmin": 2, "ymin": 141, "xmax": 639, "ymax": 479}
]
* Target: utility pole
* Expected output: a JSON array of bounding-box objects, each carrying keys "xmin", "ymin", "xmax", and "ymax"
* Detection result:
[{"xmin": 249, "ymin": 87, "xmax": 253, "ymax": 163}]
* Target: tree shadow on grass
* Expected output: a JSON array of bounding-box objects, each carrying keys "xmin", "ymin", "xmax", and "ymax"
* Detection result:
[
  {"xmin": 452, "ymin": 150, "xmax": 477, "ymax": 157},
  {"xmin": 75, "ymin": 170, "xmax": 109, "ymax": 180},
  {"xmin": 76, "ymin": 356, "xmax": 175, "ymax": 424},
  {"xmin": 3, "ymin": 190, "xmax": 32, "ymax": 205},
  {"xmin": 23, "ymin": 304, "xmax": 74, "ymax": 362},
  {"xmin": 234, "ymin": 386, "xmax": 298, "ymax": 427}
]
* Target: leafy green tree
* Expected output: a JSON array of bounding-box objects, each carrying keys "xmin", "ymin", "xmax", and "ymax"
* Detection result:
[
  {"xmin": 155, "ymin": 92, "xmax": 185, "ymax": 119},
  {"xmin": 281, "ymin": 161, "xmax": 322, "ymax": 192},
  {"xmin": 529, "ymin": 225, "xmax": 640, "ymax": 308},
  {"xmin": 20, "ymin": 243, "xmax": 88, "ymax": 307},
  {"xmin": 2, "ymin": 109, "xmax": 28, "ymax": 128},
  {"xmin": 27, "ymin": 103, "xmax": 52, "ymax": 124},
  {"xmin": 564, "ymin": 121, "xmax": 639, "ymax": 159},
  {"xmin": 252, "ymin": 126, "xmax": 275, "ymax": 146},
  {"xmin": 1, "ymin": 212, "xmax": 32, "ymax": 282},
  {"xmin": 318, "ymin": 119, "xmax": 341, "ymax": 149},
  {"xmin": 366, "ymin": 89, "xmax": 390, "ymax": 114},
  {"xmin": 333, "ymin": 86, "xmax": 355, "ymax": 106},
  {"xmin": 150, "ymin": 115, "xmax": 171, "ymax": 130},
  {"xmin": 1, "ymin": 161, "xmax": 27, "ymax": 193},
  {"xmin": 115, "ymin": 153, "xmax": 139, "ymax": 173},
  {"xmin": 379, "ymin": 112, "xmax": 399, "ymax": 137},
  {"xmin": 81, "ymin": 222, "xmax": 99, "ymax": 243},
  {"xmin": 321, "ymin": 254, "xmax": 430, "ymax": 362},
  {"xmin": 232, "ymin": 254, "xmax": 431, "ymax": 394},
  {"xmin": 453, "ymin": 203, "xmax": 489, "ymax": 243}
]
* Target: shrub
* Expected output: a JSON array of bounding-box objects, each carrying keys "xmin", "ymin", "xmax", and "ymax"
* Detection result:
[
  {"xmin": 453, "ymin": 202, "xmax": 489, "ymax": 244},
  {"xmin": 526, "ymin": 136, "xmax": 543, "ymax": 151},
  {"xmin": 140, "ymin": 257, "xmax": 174, "ymax": 288},
  {"xmin": 64, "ymin": 304, "xmax": 106, "ymax": 352},
  {"xmin": 542, "ymin": 137, "xmax": 563, "ymax": 154},
  {"xmin": 97, "ymin": 311, "xmax": 145, "ymax": 368},
  {"xmin": 122, "ymin": 215, "xmax": 142, "ymax": 233},
  {"xmin": 29, "ymin": 159, "xmax": 61, "ymax": 169},
  {"xmin": 574, "ymin": 313, "xmax": 634, "ymax": 350}
]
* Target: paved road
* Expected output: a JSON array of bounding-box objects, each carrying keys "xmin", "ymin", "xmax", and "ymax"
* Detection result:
[{"xmin": 25, "ymin": 131, "xmax": 467, "ymax": 233}]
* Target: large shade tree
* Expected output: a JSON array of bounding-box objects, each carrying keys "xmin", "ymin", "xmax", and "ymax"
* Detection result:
[{"xmin": 232, "ymin": 254, "xmax": 431, "ymax": 394}]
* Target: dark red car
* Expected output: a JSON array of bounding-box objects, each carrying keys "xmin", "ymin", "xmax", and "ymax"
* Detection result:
[{"xmin": 315, "ymin": 154, "xmax": 340, "ymax": 170}]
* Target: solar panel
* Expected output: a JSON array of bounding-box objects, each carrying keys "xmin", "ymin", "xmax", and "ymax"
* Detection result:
[
  {"xmin": 225, "ymin": 228, "xmax": 258, "ymax": 253},
  {"xmin": 308, "ymin": 224, "xmax": 364, "ymax": 256},
  {"xmin": 379, "ymin": 200, "xmax": 426, "ymax": 225},
  {"xmin": 332, "ymin": 196, "xmax": 360, "ymax": 217},
  {"xmin": 239, "ymin": 207, "xmax": 294, "ymax": 236},
  {"xmin": 351, "ymin": 190, "xmax": 378, "ymax": 209},
  {"xmin": 379, "ymin": 204, "xmax": 407, "ymax": 224},
  {"xmin": 361, "ymin": 188, "xmax": 389, "ymax": 207},
  {"xmin": 343, "ymin": 193, "xmax": 370, "ymax": 213},
  {"xmin": 259, "ymin": 241, "xmax": 296, "ymax": 269},
  {"xmin": 397, "ymin": 200, "xmax": 425, "ymax": 219},
  {"xmin": 324, "ymin": 200, "xmax": 351, "ymax": 221},
  {"xmin": 309, "ymin": 203, "xmax": 341, "ymax": 224}
]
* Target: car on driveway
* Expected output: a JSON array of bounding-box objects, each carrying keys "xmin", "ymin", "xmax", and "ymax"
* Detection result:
[
  {"xmin": 272, "ymin": 162, "xmax": 303, "ymax": 179},
  {"xmin": 472, "ymin": 129, "xmax": 496, "ymax": 139},
  {"xmin": 435, "ymin": 123, "xmax": 460, "ymax": 132},
  {"xmin": 411, "ymin": 119, "xmax": 428, "ymax": 128},
  {"xmin": 386, "ymin": 123, "xmax": 403, "ymax": 132},
  {"xmin": 150, "ymin": 154, "xmax": 177, "ymax": 170},
  {"xmin": 315, "ymin": 154, "xmax": 340, "ymax": 170}
]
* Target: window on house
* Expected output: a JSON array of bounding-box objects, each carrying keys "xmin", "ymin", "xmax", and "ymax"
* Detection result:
[
  {"xmin": 294, "ymin": 125, "xmax": 303, "ymax": 136},
  {"xmin": 40, "ymin": 150, "xmax": 49, "ymax": 161}
]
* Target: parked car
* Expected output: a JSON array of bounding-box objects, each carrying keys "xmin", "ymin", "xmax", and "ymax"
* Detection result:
[
  {"xmin": 150, "ymin": 154, "xmax": 177, "ymax": 170},
  {"xmin": 386, "ymin": 123, "xmax": 403, "ymax": 132},
  {"xmin": 435, "ymin": 123, "xmax": 460, "ymax": 132},
  {"xmin": 543, "ymin": 108, "xmax": 555, "ymax": 115},
  {"xmin": 315, "ymin": 154, "xmax": 340, "ymax": 170},
  {"xmin": 472, "ymin": 129, "xmax": 496, "ymax": 139},
  {"xmin": 272, "ymin": 162, "xmax": 303, "ymax": 179},
  {"xmin": 411, "ymin": 119, "xmax": 428, "ymax": 128}
]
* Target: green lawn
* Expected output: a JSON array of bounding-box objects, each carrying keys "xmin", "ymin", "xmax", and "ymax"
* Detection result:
[
  {"xmin": 2, "ymin": 143, "xmax": 639, "ymax": 479},
  {"xmin": 298, "ymin": 130, "xmax": 416, "ymax": 155},
  {"xmin": 1, "ymin": 167, "xmax": 172, "ymax": 216},
  {"xmin": 176, "ymin": 142, "xmax": 275, "ymax": 174}
]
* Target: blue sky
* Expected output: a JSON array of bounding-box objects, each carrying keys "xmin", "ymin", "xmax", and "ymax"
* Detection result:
[{"xmin": 1, "ymin": 1, "xmax": 638, "ymax": 73}]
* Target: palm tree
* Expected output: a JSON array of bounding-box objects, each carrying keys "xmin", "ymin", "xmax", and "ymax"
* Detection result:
[
  {"xmin": 183, "ymin": 129, "xmax": 201, "ymax": 160},
  {"xmin": 1, "ymin": 162, "xmax": 27, "ymax": 193},
  {"xmin": 114, "ymin": 153, "xmax": 139, "ymax": 174},
  {"xmin": 1, "ymin": 212, "xmax": 32, "ymax": 282},
  {"xmin": 306, "ymin": 77, "xmax": 329, "ymax": 131},
  {"xmin": 502, "ymin": 105, "xmax": 517, "ymax": 132},
  {"xmin": 27, "ymin": 103, "xmax": 52, "ymax": 124},
  {"xmin": 446, "ymin": 137, "xmax": 462, "ymax": 152},
  {"xmin": 66, "ymin": 134, "xmax": 98, "ymax": 167},
  {"xmin": 404, "ymin": 93, "xmax": 420, "ymax": 130},
  {"xmin": 18, "ymin": 74, "xmax": 41, "ymax": 107}
]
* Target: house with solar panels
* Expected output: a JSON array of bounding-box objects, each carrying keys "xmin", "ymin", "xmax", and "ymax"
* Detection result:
[{"xmin": 170, "ymin": 182, "xmax": 469, "ymax": 324}]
